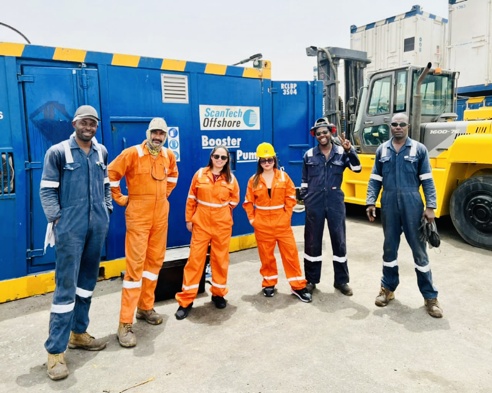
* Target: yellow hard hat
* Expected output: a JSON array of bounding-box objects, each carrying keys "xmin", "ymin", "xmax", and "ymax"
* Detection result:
[{"xmin": 256, "ymin": 142, "xmax": 276, "ymax": 158}]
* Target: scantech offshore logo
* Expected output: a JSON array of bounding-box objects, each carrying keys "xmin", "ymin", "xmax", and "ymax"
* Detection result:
[{"xmin": 199, "ymin": 105, "xmax": 260, "ymax": 130}]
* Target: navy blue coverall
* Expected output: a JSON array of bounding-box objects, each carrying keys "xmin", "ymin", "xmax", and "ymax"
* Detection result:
[
  {"xmin": 300, "ymin": 143, "xmax": 361, "ymax": 285},
  {"xmin": 40, "ymin": 135, "xmax": 112, "ymax": 354},
  {"xmin": 366, "ymin": 138, "xmax": 438, "ymax": 299}
]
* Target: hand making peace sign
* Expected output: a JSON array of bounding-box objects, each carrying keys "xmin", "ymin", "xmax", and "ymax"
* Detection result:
[{"xmin": 339, "ymin": 132, "xmax": 352, "ymax": 152}]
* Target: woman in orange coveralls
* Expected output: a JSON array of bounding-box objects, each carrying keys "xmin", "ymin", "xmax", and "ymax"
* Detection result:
[
  {"xmin": 243, "ymin": 142, "xmax": 311, "ymax": 303},
  {"xmin": 175, "ymin": 146, "xmax": 240, "ymax": 320}
]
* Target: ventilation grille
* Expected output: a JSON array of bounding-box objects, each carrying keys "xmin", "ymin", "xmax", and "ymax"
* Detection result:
[{"xmin": 161, "ymin": 74, "xmax": 189, "ymax": 103}]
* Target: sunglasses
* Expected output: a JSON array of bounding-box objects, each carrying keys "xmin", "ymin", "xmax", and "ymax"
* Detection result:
[
  {"xmin": 315, "ymin": 129, "xmax": 330, "ymax": 136},
  {"xmin": 212, "ymin": 154, "xmax": 228, "ymax": 160},
  {"xmin": 259, "ymin": 158, "xmax": 274, "ymax": 164},
  {"xmin": 390, "ymin": 122, "xmax": 408, "ymax": 127}
]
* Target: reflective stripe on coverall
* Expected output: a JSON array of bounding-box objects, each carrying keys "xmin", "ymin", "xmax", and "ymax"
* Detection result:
[
  {"xmin": 108, "ymin": 142, "xmax": 178, "ymax": 323},
  {"xmin": 300, "ymin": 144, "xmax": 361, "ymax": 285},
  {"xmin": 40, "ymin": 135, "xmax": 112, "ymax": 354},
  {"xmin": 366, "ymin": 138, "xmax": 438, "ymax": 299},
  {"xmin": 175, "ymin": 167, "xmax": 240, "ymax": 307},
  {"xmin": 243, "ymin": 169, "xmax": 306, "ymax": 290}
]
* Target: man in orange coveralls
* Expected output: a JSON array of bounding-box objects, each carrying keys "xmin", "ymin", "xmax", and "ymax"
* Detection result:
[
  {"xmin": 175, "ymin": 146, "xmax": 240, "ymax": 320},
  {"xmin": 243, "ymin": 142, "xmax": 311, "ymax": 302},
  {"xmin": 108, "ymin": 117, "xmax": 178, "ymax": 347}
]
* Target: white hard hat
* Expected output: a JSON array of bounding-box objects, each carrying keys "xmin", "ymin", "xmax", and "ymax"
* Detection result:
[
  {"xmin": 147, "ymin": 117, "xmax": 168, "ymax": 133},
  {"xmin": 73, "ymin": 105, "xmax": 99, "ymax": 122}
]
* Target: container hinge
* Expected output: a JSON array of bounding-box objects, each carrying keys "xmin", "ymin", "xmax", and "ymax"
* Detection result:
[
  {"xmin": 17, "ymin": 74, "xmax": 34, "ymax": 83},
  {"xmin": 25, "ymin": 161, "xmax": 42, "ymax": 170},
  {"xmin": 26, "ymin": 249, "xmax": 45, "ymax": 259}
]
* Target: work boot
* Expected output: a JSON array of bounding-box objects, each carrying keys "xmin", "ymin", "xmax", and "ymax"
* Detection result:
[
  {"xmin": 136, "ymin": 308, "xmax": 163, "ymax": 325},
  {"xmin": 175, "ymin": 303, "xmax": 193, "ymax": 320},
  {"xmin": 334, "ymin": 282, "xmax": 353, "ymax": 296},
  {"xmin": 291, "ymin": 288, "xmax": 312, "ymax": 303},
  {"xmin": 68, "ymin": 332, "xmax": 107, "ymax": 351},
  {"xmin": 117, "ymin": 323, "xmax": 137, "ymax": 348},
  {"xmin": 212, "ymin": 295, "xmax": 227, "ymax": 309},
  {"xmin": 375, "ymin": 286, "xmax": 395, "ymax": 307},
  {"xmin": 262, "ymin": 286, "xmax": 275, "ymax": 297},
  {"xmin": 47, "ymin": 353, "xmax": 69, "ymax": 381},
  {"xmin": 306, "ymin": 282, "xmax": 316, "ymax": 294},
  {"xmin": 425, "ymin": 298, "xmax": 443, "ymax": 318}
]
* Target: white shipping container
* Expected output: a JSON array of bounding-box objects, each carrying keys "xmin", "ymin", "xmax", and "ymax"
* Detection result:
[
  {"xmin": 448, "ymin": 0, "xmax": 492, "ymax": 94},
  {"xmin": 350, "ymin": 5, "xmax": 447, "ymax": 75}
]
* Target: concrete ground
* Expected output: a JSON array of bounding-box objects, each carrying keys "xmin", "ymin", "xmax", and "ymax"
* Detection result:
[{"xmin": 1, "ymin": 206, "xmax": 491, "ymax": 393}]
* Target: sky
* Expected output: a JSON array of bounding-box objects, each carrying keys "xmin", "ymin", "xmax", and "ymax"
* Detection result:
[{"xmin": 1, "ymin": 0, "xmax": 449, "ymax": 81}]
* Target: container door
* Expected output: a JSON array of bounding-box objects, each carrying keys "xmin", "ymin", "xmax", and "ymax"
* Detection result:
[
  {"xmin": 106, "ymin": 114, "xmax": 192, "ymax": 258},
  {"xmin": 106, "ymin": 120, "xmax": 147, "ymax": 260},
  {"xmin": 272, "ymin": 80, "xmax": 322, "ymax": 225},
  {"xmin": 21, "ymin": 65, "xmax": 101, "ymax": 272}
]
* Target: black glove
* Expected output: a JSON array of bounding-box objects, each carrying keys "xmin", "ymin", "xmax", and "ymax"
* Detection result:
[{"xmin": 419, "ymin": 217, "xmax": 440, "ymax": 249}]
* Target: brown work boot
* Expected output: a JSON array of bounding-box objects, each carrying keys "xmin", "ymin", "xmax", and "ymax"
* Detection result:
[
  {"xmin": 136, "ymin": 308, "xmax": 163, "ymax": 325},
  {"xmin": 375, "ymin": 286, "xmax": 395, "ymax": 307},
  {"xmin": 425, "ymin": 298, "xmax": 443, "ymax": 318},
  {"xmin": 68, "ymin": 332, "xmax": 107, "ymax": 351},
  {"xmin": 117, "ymin": 323, "xmax": 137, "ymax": 348},
  {"xmin": 47, "ymin": 353, "xmax": 69, "ymax": 381}
]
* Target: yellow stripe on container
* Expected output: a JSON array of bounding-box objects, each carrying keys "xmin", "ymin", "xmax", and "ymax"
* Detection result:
[
  {"xmin": 262, "ymin": 61, "xmax": 272, "ymax": 79},
  {"xmin": 0, "ymin": 258, "xmax": 127, "ymax": 303},
  {"xmin": 53, "ymin": 47, "xmax": 86, "ymax": 62},
  {"xmin": 229, "ymin": 233, "xmax": 257, "ymax": 252},
  {"xmin": 242, "ymin": 61, "xmax": 271, "ymax": 79},
  {"xmin": 0, "ymin": 42, "xmax": 25, "ymax": 57},
  {"xmin": 0, "ymin": 234, "xmax": 256, "ymax": 303},
  {"xmin": 112, "ymin": 53, "xmax": 140, "ymax": 67},
  {"xmin": 161, "ymin": 59, "xmax": 187, "ymax": 71},
  {"xmin": 205, "ymin": 63, "xmax": 227, "ymax": 75}
]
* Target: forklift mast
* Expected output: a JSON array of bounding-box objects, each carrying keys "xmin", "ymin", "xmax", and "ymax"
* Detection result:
[{"xmin": 308, "ymin": 46, "xmax": 370, "ymax": 139}]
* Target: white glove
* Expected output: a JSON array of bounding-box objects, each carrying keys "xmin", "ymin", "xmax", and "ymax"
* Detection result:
[{"xmin": 44, "ymin": 222, "xmax": 55, "ymax": 253}]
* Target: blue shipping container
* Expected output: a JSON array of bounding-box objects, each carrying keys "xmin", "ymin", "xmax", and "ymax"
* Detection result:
[{"xmin": 0, "ymin": 42, "xmax": 322, "ymax": 301}]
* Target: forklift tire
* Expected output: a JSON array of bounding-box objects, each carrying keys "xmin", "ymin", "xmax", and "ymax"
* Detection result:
[{"xmin": 450, "ymin": 175, "xmax": 492, "ymax": 250}]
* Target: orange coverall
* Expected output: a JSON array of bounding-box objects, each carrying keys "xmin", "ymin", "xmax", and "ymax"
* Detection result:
[
  {"xmin": 108, "ymin": 142, "xmax": 178, "ymax": 323},
  {"xmin": 243, "ymin": 169, "xmax": 306, "ymax": 290},
  {"xmin": 175, "ymin": 167, "xmax": 240, "ymax": 307}
]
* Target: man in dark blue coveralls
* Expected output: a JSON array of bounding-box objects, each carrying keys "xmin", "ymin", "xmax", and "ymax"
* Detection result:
[
  {"xmin": 366, "ymin": 113, "xmax": 443, "ymax": 318},
  {"xmin": 40, "ymin": 105, "xmax": 113, "ymax": 380},
  {"xmin": 300, "ymin": 117, "xmax": 361, "ymax": 297}
]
